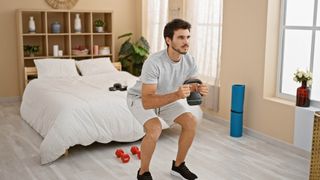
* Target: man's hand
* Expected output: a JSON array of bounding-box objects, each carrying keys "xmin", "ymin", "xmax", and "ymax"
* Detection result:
[
  {"xmin": 176, "ymin": 84, "xmax": 191, "ymax": 99},
  {"xmin": 198, "ymin": 84, "xmax": 209, "ymax": 96}
]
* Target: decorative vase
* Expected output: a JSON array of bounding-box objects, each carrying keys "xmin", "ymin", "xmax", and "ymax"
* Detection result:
[
  {"xmin": 28, "ymin": 16, "xmax": 36, "ymax": 33},
  {"xmin": 296, "ymin": 80, "xmax": 310, "ymax": 107},
  {"xmin": 51, "ymin": 22, "xmax": 61, "ymax": 33},
  {"xmin": 74, "ymin": 14, "xmax": 81, "ymax": 33}
]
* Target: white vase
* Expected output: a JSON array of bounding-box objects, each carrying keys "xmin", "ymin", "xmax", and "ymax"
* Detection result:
[
  {"xmin": 74, "ymin": 14, "xmax": 81, "ymax": 33},
  {"xmin": 28, "ymin": 16, "xmax": 36, "ymax": 33}
]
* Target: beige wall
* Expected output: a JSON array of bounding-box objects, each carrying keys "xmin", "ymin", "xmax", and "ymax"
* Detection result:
[
  {"xmin": 0, "ymin": 0, "xmax": 140, "ymax": 97},
  {"xmin": 208, "ymin": 0, "xmax": 296, "ymax": 143},
  {"xmin": 1, "ymin": 0, "xmax": 297, "ymax": 144}
]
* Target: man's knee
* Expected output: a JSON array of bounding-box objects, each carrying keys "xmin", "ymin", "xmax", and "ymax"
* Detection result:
[
  {"xmin": 175, "ymin": 112, "xmax": 198, "ymax": 130},
  {"xmin": 144, "ymin": 118, "xmax": 162, "ymax": 141}
]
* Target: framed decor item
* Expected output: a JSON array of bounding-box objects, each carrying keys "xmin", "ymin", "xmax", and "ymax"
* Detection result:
[{"xmin": 45, "ymin": 0, "xmax": 79, "ymax": 9}]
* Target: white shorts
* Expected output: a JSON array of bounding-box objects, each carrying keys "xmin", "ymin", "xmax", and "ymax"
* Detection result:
[{"xmin": 127, "ymin": 95, "xmax": 203, "ymax": 128}]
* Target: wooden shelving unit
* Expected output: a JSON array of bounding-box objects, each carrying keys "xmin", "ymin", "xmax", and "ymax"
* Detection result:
[{"xmin": 16, "ymin": 9, "xmax": 115, "ymax": 95}]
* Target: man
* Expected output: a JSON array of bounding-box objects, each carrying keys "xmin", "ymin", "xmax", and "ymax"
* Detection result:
[{"xmin": 127, "ymin": 19, "xmax": 208, "ymax": 180}]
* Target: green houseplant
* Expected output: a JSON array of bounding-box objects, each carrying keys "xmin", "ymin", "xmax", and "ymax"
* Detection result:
[
  {"xmin": 94, "ymin": 19, "xmax": 105, "ymax": 32},
  {"xmin": 24, "ymin": 45, "xmax": 40, "ymax": 57},
  {"xmin": 118, "ymin": 33, "xmax": 150, "ymax": 76}
]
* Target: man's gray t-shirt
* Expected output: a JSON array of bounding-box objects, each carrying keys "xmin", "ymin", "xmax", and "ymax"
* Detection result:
[{"xmin": 127, "ymin": 49, "xmax": 198, "ymax": 98}]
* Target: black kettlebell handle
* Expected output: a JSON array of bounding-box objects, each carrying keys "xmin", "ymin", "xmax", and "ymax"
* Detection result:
[
  {"xmin": 183, "ymin": 79, "xmax": 203, "ymax": 106},
  {"xmin": 183, "ymin": 79, "xmax": 202, "ymax": 85}
]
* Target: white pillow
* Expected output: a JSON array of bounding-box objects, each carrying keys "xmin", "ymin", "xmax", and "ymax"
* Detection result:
[
  {"xmin": 34, "ymin": 59, "xmax": 79, "ymax": 79},
  {"xmin": 76, "ymin": 57, "xmax": 117, "ymax": 76}
]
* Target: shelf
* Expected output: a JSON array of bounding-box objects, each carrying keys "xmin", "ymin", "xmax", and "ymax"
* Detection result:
[
  {"xmin": 93, "ymin": 35, "xmax": 113, "ymax": 54},
  {"xmin": 71, "ymin": 35, "xmax": 91, "ymax": 56},
  {"xmin": 70, "ymin": 12, "xmax": 91, "ymax": 33},
  {"xmin": 92, "ymin": 33, "xmax": 112, "ymax": 35},
  {"xmin": 46, "ymin": 56, "xmax": 71, "ymax": 58},
  {"xmin": 21, "ymin": 11, "xmax": 46, "ymax": 33},
  {"xmin": 92, "ymin": 54, "xmax": 113, "ymax": 57},
  {"xmin": 71, "ymin": 33, "xmax": 92, "ymax": 35},
  {"xmin": 17, "ymin": 10, "xmax": 114, "ymax": 94},
  {"xmin": 47, "ymin": 12, "xmax": 69, "ymax": 33},
  {"xmin": 23, "ymin": 33, "xmax": 46, "ymax": 36},
  {"xmin": 71, "ymin": 55, "xmax": 92, "ymax": 58},
  {"xmin": 48, "ymin": 33, "xmax": 69, "ymax": 36},
  {"xmin": 23, "ymin": 56, "xmax": 48, "ymax": 60},
  {"xmin": 23, "ymin": 36, "xmax": 46, "ymax": 57},
  {"xmin": 92, "ymin": 12, "xmax": 112, "ymax": 33},
  {"xmin": 48, "ymin": 35, "xmax": 70, "ymax": 56}
]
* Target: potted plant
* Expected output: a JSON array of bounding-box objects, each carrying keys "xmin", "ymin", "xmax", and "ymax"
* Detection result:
[
  {"xmin": 24, "ymin": 45, "xmax": 40, "ymax": 57},
  {"xmin": 118, "ymin": 33, "xmax": 150, "ymax": 76},
  {"xmin": 293, "ymin": 69, "xmax": 313, "ymax": 107},
  {"xmin": 94, "ymin": 19, "xmax": 105, "ymax": 33}
]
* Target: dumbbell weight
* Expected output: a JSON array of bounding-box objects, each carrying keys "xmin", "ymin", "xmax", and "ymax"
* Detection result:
[
  {"xmin": 115, "ymin": 149, "xmax": 130, "ymax": 163},
  {"xmin": 130, "ymin": 146, "xmax": 141, "ymax": 160}
]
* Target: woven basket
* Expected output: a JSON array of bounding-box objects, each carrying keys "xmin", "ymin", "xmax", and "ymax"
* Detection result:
[
  {"xmin": 46, "ymin": 0, "xmax": 78, "ymax": 9},
  {"xmin": 310, "ymin": 111, "xmax": 320, "ymax": 180},
  {"xmin": 72, "ymin": 49, "xmax": 89, "ymax": 56}
]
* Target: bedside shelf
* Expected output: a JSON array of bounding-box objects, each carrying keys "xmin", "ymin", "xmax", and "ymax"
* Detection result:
[{"xmin": 17, "ymin": 9, "xmax": 115, "ymax": 95}]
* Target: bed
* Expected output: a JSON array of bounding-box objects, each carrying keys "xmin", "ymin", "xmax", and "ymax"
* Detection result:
[{"xmin": 20, "ymin": 58, "xmax": 202, "ymax": 164}]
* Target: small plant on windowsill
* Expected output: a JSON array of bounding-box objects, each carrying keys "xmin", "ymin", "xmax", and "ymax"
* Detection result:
[
  {"xmin": 293, "ymin": 69, "xmax": 313, "ymax": 107},
  {"xmin": 293, "ymin": 69, "xmax": 313, "ymax": 87},
  {"xmin": 24, "ymin": 45, "xmax": 40, "ymax": 57}
]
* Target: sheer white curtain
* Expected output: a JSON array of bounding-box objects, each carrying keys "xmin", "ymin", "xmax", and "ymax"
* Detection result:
[
  {"xmin": 185, "ymin": 0, "xmax": 223, "ymax": 111},
  {"xmin": 144, "ymin": 0, "xmax": 169, "ymax": 53},
  {"xmin": 186, "ymin": 0, "xmax": 222, "ymax": 82}
]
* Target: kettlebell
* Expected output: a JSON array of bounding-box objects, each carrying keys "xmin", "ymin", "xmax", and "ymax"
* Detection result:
[{"xmin": 183, "ymin": 79, "xmax": 202, "ymax": 106}]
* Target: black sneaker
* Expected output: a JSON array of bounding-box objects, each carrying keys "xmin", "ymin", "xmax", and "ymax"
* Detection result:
[
  {"xmin": 137, "ymin": 169, "xmax": 153, "ymax": 180},
  {"xmin": 171, "ymin": 160, "xmax": 198, "ymax": 180}
]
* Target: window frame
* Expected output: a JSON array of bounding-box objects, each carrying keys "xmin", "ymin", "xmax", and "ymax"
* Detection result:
[{"xmin": 277, "ymin": 0, "xmax": 320, "ymax": 107}]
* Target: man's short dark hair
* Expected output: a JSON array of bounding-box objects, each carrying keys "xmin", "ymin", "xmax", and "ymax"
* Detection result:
[{"xmin": 163, "ymin": 19, "xmax": 191, "ymax": 46}]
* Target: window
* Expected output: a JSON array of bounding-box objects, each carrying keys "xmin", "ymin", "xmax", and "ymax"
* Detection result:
[{"xmin": 279, "ymin": 0, "xmax": 320, "ymax": 106}]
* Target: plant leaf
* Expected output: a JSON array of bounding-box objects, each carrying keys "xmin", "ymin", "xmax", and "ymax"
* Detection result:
[
  {"xmin": 136, "ymin": 36, "xmax": 150, "ymax": 52},
  {"xmin": 118, "ymin": 33, "xmax": 133, "ymax": 39},
  {"xmin": 118, "ymin": 41, "xmax": 133, "ymax": 56},
  {"xmin": 133, "ymin": 44, "xmax": 149, "ymax": 57}
]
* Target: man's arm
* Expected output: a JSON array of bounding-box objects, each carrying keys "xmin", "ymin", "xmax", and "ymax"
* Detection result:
[{"xmin": 141, "ymin": 84, "xmax": 191, "ymax": 109}]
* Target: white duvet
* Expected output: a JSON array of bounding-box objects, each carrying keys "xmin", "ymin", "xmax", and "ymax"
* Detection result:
[{"xmin": 20, "ymin": 71, "xmax": 202, "ymax": 164}]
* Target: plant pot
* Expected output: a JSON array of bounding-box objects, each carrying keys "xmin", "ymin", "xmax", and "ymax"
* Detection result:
[{"xmin": 95, "ymin": 26, "xmax": 104, "ymax": 33}]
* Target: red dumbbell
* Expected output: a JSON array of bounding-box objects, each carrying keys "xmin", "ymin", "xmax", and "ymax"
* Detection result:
[
  {"xmin": 115, "ymin": 149, "xmax": 130, "ymax": 163},
  {"xmin": 130, "ymin": 146, "xmax": 141, "ymax": 160}
]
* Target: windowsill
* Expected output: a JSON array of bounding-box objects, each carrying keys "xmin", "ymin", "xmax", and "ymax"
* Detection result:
[
  {"xmin": 264, "ymin": 96, "xmax": 320, "ymax": 111},
  {"xmin": 264, "ymin": 96, "xmax": 295, "ymax": 107},
  {"xmin": 296, "ymin": 106, "xmax": 320, "ymax": 112}
]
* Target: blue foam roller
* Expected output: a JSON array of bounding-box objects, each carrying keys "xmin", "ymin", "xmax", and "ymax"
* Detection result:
[
  {"xmin": 231, "ymin": 84, "xmax": 245, "ymax": 113},
  {"xmin": 230, "ymin": 111, "xmax": 243, "ymax": 137}
]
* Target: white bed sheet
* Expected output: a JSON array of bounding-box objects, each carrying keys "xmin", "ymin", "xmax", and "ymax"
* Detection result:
[{"xmin": 20, "ymin": 71, "xmax": 202, "ymax": 164}]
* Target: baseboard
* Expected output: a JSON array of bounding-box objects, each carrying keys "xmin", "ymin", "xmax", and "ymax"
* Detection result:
[
  {"xmin": 203, "ymin": 112, "xmax": 311, "ymax": 159},
  {"xmin": 0, "ymin": 96, "xmax": 21, "ymax": 103}
]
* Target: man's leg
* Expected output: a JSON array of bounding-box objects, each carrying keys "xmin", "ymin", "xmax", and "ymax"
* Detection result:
[
  {"xmin": 139, "ymin": 118, "xmax": 162, "ymax": 175},
  {"xmin": 174, "ymin": 112, "xmax": 197, "ymax": 166}
]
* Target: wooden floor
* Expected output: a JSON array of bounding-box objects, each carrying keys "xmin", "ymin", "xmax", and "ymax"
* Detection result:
[{"xmin": 0, "ymin": 102, "xmax": 310, "ymax": 180}]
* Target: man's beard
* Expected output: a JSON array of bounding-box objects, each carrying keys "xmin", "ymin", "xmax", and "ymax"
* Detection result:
[{"xmin": 171, "ymin": 44, "xmax": 189, "ymax": 55}]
